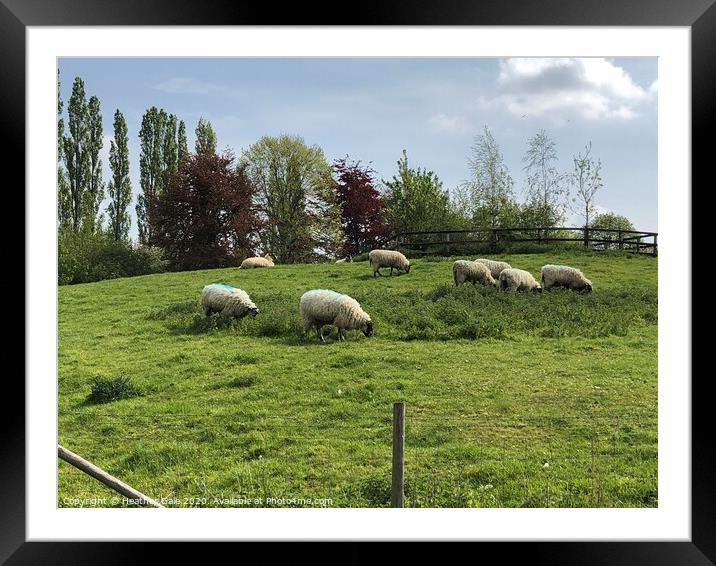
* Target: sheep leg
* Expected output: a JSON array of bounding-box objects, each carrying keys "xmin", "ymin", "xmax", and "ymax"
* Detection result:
[
  {"xmin": 204, "ymin": 307, "xmax": 213, "ymax": 317},
  {"xmin": 317, "ymin": 325, "xmax": 325, "ymax": 343},
  {"xmin": 338, "ymin": 328, "xmax": 345, "ymax": 341},
  {"xmin": 390, "ymin": 267, "xmax": 394, "ymax": 276},
  {"xmin": 374, "ymin": 268, "xmax": 382, "ymax": 277}
]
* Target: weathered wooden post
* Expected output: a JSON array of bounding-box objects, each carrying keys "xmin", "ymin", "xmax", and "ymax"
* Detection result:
[
  {"xmin": 653, "ymin": 233, "xmax": 658, "ymax": 256},
  {"xmin": 618, "ymin": 230, "xmax": 623, "ymax": 250},
  {"xmin": 58, "ymin": 445, "xmax": 164, "ymax": 507},
  {"xmin": 391, "ymin": 402, "xmax": 405, "ymax": 508},
  {"xmin": 584, "ymin": 226, "xmax": 590, "ymax": 248}
]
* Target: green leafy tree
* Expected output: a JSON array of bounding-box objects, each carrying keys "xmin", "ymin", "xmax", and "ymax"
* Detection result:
[
  {"xmin": 463, "ymin": 126, "xmax": 516, "ymax": 229},
  {"xmin": 62, "ymin": 77, "xmax": 90, "ymax": 232},
  {"xmin": 383, "ymin": 150, "xmax": 455, "ymax": 234},
  {"xmin": 177, "ymin": 120, "xmax": 189, "ymax": 164},
  {"xmin": 107, "ymin": 110, "xmax": 132, "ymax": 241},
  {"xmin": 591, "ymin": 212, "xmax": 634, "ymax": 232},
  {"xmin": 136, "ymin": 107, "xmax": 167, "ymax": 244},
  {"xmin": 591, "ymin": 212, "xmax": 635, "ymax": 248},
  {"xmin": 84, "ymin": 95, "xmax": 104, "ymax": 232},
  {"xmin": 195, "ymin": 117, "xmax": 217, "ymax": 155},
  {"xmin": 242, "ymin": 135, "xmax": 341, "ymax": 263},
  {"xmin": 522, "ymin": 129, "xmax": 567, "ymax": 227}
]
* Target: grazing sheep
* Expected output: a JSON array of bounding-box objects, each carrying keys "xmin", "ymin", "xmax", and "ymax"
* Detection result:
[
  {"xmin": 300, "ymin": 289, "xmax": 373, "ymax": 342},
  {"xmin": 498, "ymin": 268, "xmax": 542, "ymax": 293},
  {"xmin": 453, "ymin": 260, "xmax": 496, "ymax": 287},
  {"xmin": 368, "ymin": 249, "xmax": 411, "ymax": 277},
  {"xmin": 335, "ymin": 255, "xmax": 353, "ymax": 264},
  {"xmin": 201, "ymin": 284, "xmax": 259, "ymax": 318},
  {"xmin": 240, "ymin": 254, "xmax": 275, "ymax": 269},
  {"xmin": 474, "ymin": 258, "xmax": 512, "ymax": 280},
  {"xmin": 541, "ymin": 264, "xmax": 593, "ymax": 293}
]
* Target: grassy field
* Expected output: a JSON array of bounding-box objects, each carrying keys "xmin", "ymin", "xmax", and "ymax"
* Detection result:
[{"xmin": 58, "ymin": 251, "xmax": 658, "ymax": 508}]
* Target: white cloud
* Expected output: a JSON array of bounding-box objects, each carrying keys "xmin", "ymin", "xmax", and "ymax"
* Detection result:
[
  {"xmin": 427, "ymin": 112, "xmax": 468, "ymax": 133},
  {"xmin": 492, "ymin": 58, "xmax": 654, "ymax": 122},
  {"xmin": 152, "ymin": 77, "xmax": 225, "ymax": 95}
]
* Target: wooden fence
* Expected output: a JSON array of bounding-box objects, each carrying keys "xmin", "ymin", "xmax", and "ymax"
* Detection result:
[{"xmin": 392, "ymin": 227, "xmax": 657, "ymax": 256}]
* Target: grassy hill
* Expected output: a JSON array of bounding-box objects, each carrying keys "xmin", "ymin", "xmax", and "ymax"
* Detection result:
[{"xmin": 58, "ymin": 252, "xmax": 658, "ymax": 508}]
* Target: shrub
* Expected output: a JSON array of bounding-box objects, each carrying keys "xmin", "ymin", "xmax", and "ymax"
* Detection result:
[
  {"xmin": 59, "ymin": 229, "xmax": 168, "ymax": 285},
  {"xmin": 86, "ymin": 375, "xmax": 141, "ymax": 404},
  {"xmin": 230, "ymin": 374, "xmax": 257, "ymax": 387}
]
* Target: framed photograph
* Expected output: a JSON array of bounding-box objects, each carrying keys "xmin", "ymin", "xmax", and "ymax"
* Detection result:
[{"xmin": 8, "ymin": 0, "xmax": 707, "ymax": 561}]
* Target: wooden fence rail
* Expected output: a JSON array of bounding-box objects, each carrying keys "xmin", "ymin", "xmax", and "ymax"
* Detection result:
[
  {"xmin": 392, "ymin": 226, "xmax": 657, "ymax": 256},
  {"xmin": 58, "ymin": 445, "xmax": 164, "ymax": 508}
]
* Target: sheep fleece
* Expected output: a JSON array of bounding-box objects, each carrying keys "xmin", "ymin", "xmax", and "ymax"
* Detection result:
[
  {"xmin": 453, "ymin": 260, "xmax": 495, "ymax": 286},
  {"xmin": 499, "ymin": 268, "xmax": 542, "ymax": 292},
  {"xmin": 368, "ymin": 249, "xmax": 410, "ymax": 273},
  {"xmin": 240, "ymin": 255, "xmax": 274, "ymax": 269},
  {"xmin": 202, "ymin": 284, "xmax": 257, "ymax": 317},
  {"xmin": 300, "ymin": 290, "xmax": 371, "ymax": 332},
  {"xmin": 541, "ymin": 264, "xmax": 592, "ymax": 290},
  {"xmin": 474, "ymin": 258, "xmax": 512, "ymax": 279}
]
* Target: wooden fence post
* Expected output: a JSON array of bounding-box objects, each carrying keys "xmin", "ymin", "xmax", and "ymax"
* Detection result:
[
  {"xmin": 391, "ymin": 402, "xmax": 405, "ymax": 508},
  {"xmin": 58, "ymin": 445, "xmax": 164, "ymax": 508}
]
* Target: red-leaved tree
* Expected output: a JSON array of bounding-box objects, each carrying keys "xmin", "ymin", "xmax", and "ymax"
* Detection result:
[
  {"xmin": 333, "ymin": 158, "xmax": 389, "ymax": 256},
  {"xmin": 152, "ymin": 151, "xmax": 257, "ymax": 271}
]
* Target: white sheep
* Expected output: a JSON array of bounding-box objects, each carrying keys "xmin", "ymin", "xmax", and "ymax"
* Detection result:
[
  {"xmin": 368, "ymin": 249, "xmax": 411, "ymax": 277},
  {"xmin": 335, "ymin": 255, "xmax": 353, "ymax": 264},
  {"xmin": 453, "ymin": 260, "xmax": 496, "ymax": 287},
  {"xmin": 498, "ymin": 268, "xmax": 542, "ymax": 293},
  {"xmin": 201, "ymin": 284, "xmax": 259, "ymax": 318},
  {"xmin": 541, "ymin": 264, "xmax": 593, "ymax": 293},
  {"xmin": 240, "ymin": 254, "xmax": 274, "ymax": 269},
  {"xmin": 299, "ymin": 289, "xmax": 373, "ymax": 342},
  {"xmin": 474, "ymin": 258, "xmax": 512, "ymax": 280}
]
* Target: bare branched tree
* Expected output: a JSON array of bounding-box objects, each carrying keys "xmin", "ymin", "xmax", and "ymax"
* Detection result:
[
  {"xmin": 523, "ymin": 129, "xmax": 567, "ymax": 226},
  {"xmin": 570, "ymin": 141, "xmax": 603, "ymax": 228}
]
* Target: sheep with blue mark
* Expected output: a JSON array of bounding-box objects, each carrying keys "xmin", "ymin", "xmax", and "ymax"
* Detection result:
[{"xmin": 201, "ymin": 284, "xmax": 259, "ymax": 319}]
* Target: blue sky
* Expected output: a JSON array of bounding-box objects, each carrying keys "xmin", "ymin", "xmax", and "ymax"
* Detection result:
[{"xmin": 58, "ymin": 57, "xmax": 658, "ymax": 238}]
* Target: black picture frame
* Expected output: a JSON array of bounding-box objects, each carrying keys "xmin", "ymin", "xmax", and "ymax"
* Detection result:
[{"xmin": 6, "ymin": 0, "xmax": 706, "ymax": 561}]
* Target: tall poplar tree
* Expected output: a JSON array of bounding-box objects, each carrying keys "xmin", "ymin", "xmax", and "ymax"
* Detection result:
[
  {"xmin": 62, "ymin": 77, "xmax": 90, "ymax": 232},
  {"xmin": 162, "ymin": 114, "xmax": 178, "ymax": 189},
  {"xmin": 84, "ymin": 95, "xmax": 104, "ymax": 231},
  {"xmin": 195, "ymin": 117, "xmax": 217, "ymax": 155},
  {"xmin": 177, "ymin": 119, "xmax": 189, "ymax": 164},
  {"xmin": 136, "ymin": 106, "xmax": 167, "ymax": 244},
  {"xmin": 57, "ymin": 70, "xmax": 72, "ymax": 227},
  {"xmin": 107, "ymin": 110, "xmax": 132, "ymax": 241}
]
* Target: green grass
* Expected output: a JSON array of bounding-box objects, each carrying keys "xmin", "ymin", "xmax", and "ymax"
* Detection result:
[{"xmin": 58, "ymin": 252, "xmax": 657, "ymax": 508}]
